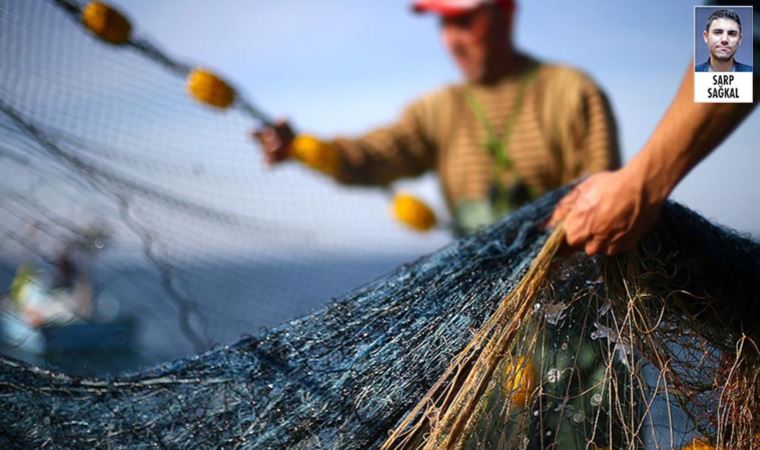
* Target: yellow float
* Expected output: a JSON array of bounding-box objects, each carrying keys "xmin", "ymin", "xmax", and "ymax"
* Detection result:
[
  {"xmin": 503, "ymin": 356, "xmax": 536, "ymax": 408},
  {"xmin": 391, "ymin": 193, "xmax": 437, "ymax": 232},
  {"xmin": 680, "ymin": 437, "xmax": 720, "ymax": 449},
  {"xmin": 186, "ymin": 69, "xmax": 236, "ymax": 109},
  {"xmin": 81, "ymin": 1, "xmax": 132, "ymax": 45},
  {"xmin": 289, "ymin": 135, "xmax": 342, "ymax": 177}
]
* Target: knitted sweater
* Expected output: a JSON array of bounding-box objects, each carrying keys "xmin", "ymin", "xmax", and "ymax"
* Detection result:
[{"xmin": 329, "ymin": 55, "xmax": 620, "ymax": 225}]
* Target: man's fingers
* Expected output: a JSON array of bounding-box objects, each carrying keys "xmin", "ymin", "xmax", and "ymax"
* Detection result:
[
  {"xmin": 251, "ymin": 119, "xmax": 295, "ymax": 168},
  {"xmin": 584, "ymin": 238, "xmax": 607, "ymax": 256},
  {"xmin": 252, "ymin": 127, "xmax": 276, "ymax": 144},
  {"xmin": 252, "ymin": 128, "xmax": 285, "ymax": 165},
  {"xmin": 563, "ymin": 207, "xmax": 591, "ymax": 248},
  {"xmin": 272, "ymin": 120, "xmax": 295, "ymax": 143},
  {"xmin": 263, "ymin": 137, "xmax": 281, "ymax": 150},
  {"xmin": 547, "ymin": 189, "xmax": 581, "ymax": 231},
  {"xmin": 547, "ymin": 203, "xmax": 569, "ymax": 228},
  {"xmin": 603, "ymin": 226, "xmax": 641, "ymax": 255},
  {"xmin": 604, "ymin": 242, "xmax": 619, "ymax": 256},
  {"xmin": 553, "ymin": 189, "xmax": 580, "ymax": 219}
]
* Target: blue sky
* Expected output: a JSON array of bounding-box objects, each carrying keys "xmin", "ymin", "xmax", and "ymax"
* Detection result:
[{"xmin": 107, "ymin": 0, "xmax": 760, "ymax": 237}]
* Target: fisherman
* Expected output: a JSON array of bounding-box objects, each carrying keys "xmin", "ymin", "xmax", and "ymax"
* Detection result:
[
  {"xmin": 50, "ymin": 247, "xmax": 93, "ymax": 319},
  {"xmin": 254, "ymin": 4, "xmax": 622, "ymax": 443},
  {"xmin": 254, "ymin": 0, "xmax": 620, "ymax": 235},
  {"xmin": 51, "ymin": 253, "xmax": 77, "ymax": 291},
  {"xmin": 8, "ymin": 245, "xmax": 94, "ymax": 329},
  {"xmin": 551, "ymin": 2, "xmax": 759, "ymax": 255}
]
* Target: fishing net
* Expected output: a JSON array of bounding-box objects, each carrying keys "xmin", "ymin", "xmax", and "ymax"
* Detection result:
[
  {"xmin": 3, "ymin": 1, "xmax": 760, "ymax": 449},
  {"xmin": 2, "ymin": 192, "xmax": 760, "ymax": 449},
  {"xmin": 0, "ymin": 0, "xmax": 450, "ymax": 372}
]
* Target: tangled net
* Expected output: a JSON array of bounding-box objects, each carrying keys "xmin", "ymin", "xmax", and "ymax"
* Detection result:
[
  {"xmin": 0, "ymin": 0, "xmax": 450, "ymax": 372},
  {"xmin": 3, "ymin": 0, "xmax": 760, "ymax": 448},
  {"xmin": 2, "ymin": 191, "xmax": 760, "ymax": 449}
]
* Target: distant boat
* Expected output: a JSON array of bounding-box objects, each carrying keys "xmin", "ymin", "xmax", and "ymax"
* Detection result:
[
  {"xmin": 0, "ymin": 302, "xmax": 45, "ymax": 355},
  {"xmin": 40, "ymin": 315, "xmax": 135, "ymax": 353},
  {"xmin": 0, "ymin": 294, "xmax": 135, "ymax": 362}
]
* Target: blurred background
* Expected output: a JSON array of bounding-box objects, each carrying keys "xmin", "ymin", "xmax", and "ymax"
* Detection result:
[{"xmin": 0, "ymin": 0, "xmax": 757, "ymax": 376}]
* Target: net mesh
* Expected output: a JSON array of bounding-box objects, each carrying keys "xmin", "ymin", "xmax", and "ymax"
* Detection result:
[
  {"xmin": 0, "ymin": 0, "xmax": 450, "ymax": 372},
  {"xmin": 2, "ymin": 196, "xmax": 760, "ymax": 449},
  {"xmin": 3, "ymin": 1, "xmax": 760, "ymax": 449}
]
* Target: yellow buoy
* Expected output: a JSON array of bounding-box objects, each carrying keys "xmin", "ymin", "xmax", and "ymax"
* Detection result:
[
  {"xmin": 289, "ymin": 135, "xmax": 342, "ymax": 177},
  {"xmin": 680, "ymin": 438, "xmax": 717, "ymax": 449},
  {"xmin": 503, "ymin": 356, "xmax": 536, "ymax": 408},
  {"xmin": 187, "ymin": 69, "xmax": 236, "ymax": 109},
  {"xmin": 81, "ymin": 1, "xmax": 132, "ymax": 45},
  {"xmin": 391, "ymin": 193, "xmax": 437, "ymax": 232}
]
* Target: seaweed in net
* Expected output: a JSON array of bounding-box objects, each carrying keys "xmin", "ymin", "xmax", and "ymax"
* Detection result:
[{"xmin": 1, "ymin": 191, "xmax": 760, "ymax": 449}]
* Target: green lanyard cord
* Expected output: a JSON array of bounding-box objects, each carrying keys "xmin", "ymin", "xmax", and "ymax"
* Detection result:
[{"xmin": 464, "ymin": 65, "xmax": 538, "ymax": 174}]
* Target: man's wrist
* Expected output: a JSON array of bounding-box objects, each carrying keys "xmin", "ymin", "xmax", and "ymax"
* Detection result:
[{"xmin": 625, "ymin": 151, "xmax": 673, "ymax": 209}]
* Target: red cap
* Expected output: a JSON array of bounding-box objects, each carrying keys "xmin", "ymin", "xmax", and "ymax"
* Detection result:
[{"xmin": 412, "ymin": 0, "xmax": 512, "ymax": 17}]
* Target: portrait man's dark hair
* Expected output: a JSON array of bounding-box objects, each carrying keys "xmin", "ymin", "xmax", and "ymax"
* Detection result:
[{"xmin": 705, "ymin": 9, "xmax": 742, "ymax": 34}]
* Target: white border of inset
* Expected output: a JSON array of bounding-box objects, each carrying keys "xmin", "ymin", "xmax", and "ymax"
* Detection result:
[{"xmin": 693, "ymin": 5, "xmax": 753, "ymax": 103}]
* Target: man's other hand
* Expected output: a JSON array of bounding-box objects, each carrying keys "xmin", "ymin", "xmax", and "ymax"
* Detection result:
[
  {"xmin": 252, "ymin": 120, "xmax": 295, "ymax": 166},
  {"xmin": 549, "ymin": 169, "xmax": 663, "ymax": 256}
]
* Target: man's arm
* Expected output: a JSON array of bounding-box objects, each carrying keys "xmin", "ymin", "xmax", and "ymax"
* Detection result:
[
  {"xmin": 327, "ymin": 95, "xmax": 439, "ymax": 185},
  {"xmin": 253, "ymin": 90, "xmax": 446, "ymax": 186},
  {"xmin": 551, "ymin": 63, "xmax": 758, "ymax": 255}
]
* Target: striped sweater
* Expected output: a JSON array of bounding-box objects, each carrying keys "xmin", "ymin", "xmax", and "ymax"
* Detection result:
[{"xmin": 328, "ymin": 55, "xmax": 620, "ymax": 228}]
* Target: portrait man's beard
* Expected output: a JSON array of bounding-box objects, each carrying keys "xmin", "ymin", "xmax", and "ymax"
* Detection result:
[{"xmin": 712, "ymin": 47, "xmax": 737, "ymax": 62}]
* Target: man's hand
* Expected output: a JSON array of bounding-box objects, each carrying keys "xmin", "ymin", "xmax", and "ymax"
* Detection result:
[
  {"xmin": 549, "ymin": 63, "xmax": 757, "ymax": 256},
  {"xmin": 251, "ymin": 120, "xmax": 295, "ymax": 166},
  {"xmin": 549, "ymin": 168, "xmax": 663, "ymax": 256}
]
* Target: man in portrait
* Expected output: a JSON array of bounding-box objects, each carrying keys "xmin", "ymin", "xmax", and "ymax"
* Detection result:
[{"xmin": 696, "ymin": 8, "xmax": 752, "ymax": 72}]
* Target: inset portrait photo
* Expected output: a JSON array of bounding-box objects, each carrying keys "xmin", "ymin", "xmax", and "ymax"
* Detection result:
[{"xmin": 694, "ymin": 5, "xmax": 753, "ymax": 102}]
